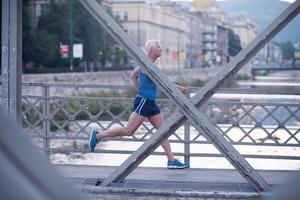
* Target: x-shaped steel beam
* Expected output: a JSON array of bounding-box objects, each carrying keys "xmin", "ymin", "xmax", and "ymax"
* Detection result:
[{"xmin": 79, "ymin": 0, "xmax": 300, "ymax": 191}]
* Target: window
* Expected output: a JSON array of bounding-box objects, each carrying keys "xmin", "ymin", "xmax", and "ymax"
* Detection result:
[
  {"xmin": 116, "ymin": 12, "xmax": 128, "ymax": 21},
  {"xmin": 124, "ymin": 12, "xmax": 128, "ymax": 21},
  {"xmin": 115, "ymin": 12, "xmax": 120, "ymax": 20}
]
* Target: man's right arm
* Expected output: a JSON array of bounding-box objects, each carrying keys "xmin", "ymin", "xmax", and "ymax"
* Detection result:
[{"xmin": 130, "ymin": 67, "xmax": 139, "ymax": 91}]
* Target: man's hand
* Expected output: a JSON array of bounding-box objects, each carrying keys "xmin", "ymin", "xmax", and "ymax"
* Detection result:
[{"xmin": 176, "ymin": 85, "xmax": 189, "ymax": 96}]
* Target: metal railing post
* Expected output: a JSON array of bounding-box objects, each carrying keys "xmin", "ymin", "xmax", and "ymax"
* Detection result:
[
  {"xmin": 42, "ymin": 85, "xmax": 50, "ymax": 161},
  {"xmin": 184, "ymin": 91, "xmax": 191, "ymax": 166},
  {"xmin": 1, "ymin": 0, "xmax": 22, "ymax": 123}
]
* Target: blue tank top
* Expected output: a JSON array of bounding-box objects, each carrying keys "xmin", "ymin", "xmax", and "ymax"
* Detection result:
[{"xmin": 137, "ymin": 71, "xmax": 158, "ymax": 100}]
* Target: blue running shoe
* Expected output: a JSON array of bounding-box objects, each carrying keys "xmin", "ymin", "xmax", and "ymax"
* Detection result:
[
  {"xmin": 89, "ymin": 129, "xmax": 100, "ymax": 152},
  {"xmin": 167, "ymin": 159, "xmax": 189, "ymax": 169}
]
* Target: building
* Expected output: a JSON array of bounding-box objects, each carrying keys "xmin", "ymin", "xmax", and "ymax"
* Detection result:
[
  {"xmin": 255, "ymin": 42, "xmax": 283, "ymax": 65},
  {"xmin": 200, "ymin": 13, "xmax": 218, "ymax": 66},
  {"xmin": 210, "ymin": 10, "xmax": 227, "ymax": 23},
  {"xmin": 187, "ymin": 12, "xmax": 205, "ymax": 68},
  {"xmin": 216, "ymin": 22, "xmax": 229, "ymax": 65},
  {"xmin": 229, "ymin": 15, "xmax": 257, "ymax": 48},
  {"xmin": 31, "ymin": 0, "xmax": 50, "ymax": 18},
  {"xmin": 193, "ymin": 0, "xmax": 216, "ymax": 13},
  {"xmin": 31, "ymin": 0, "xmax": 111, "ymax": 18},
  {"xmin": 157, "ymin": 1, "xmax": 204, "ymax": 68},
  {"xmin": 111, "ymin": 0, "xmax": 192, "ymax": 69}
]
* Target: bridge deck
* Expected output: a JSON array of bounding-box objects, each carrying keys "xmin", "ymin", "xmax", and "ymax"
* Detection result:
[{"xmin": 57, "ymin": 164, "xmax": 300, "ymax": 199}]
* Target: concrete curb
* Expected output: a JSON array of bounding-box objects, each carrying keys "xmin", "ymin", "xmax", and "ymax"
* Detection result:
[{"xmin": 82, "ymin": 186, "xmax": 260, "ymax": 199}]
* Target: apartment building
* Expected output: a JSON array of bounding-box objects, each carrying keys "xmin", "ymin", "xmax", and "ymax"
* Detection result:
[
  {"xmin": 229, "ymin": 15, "xmax": 257, "ymax": 48},
  {"xmin": 200, "ymin": 13, "xmax": 218, "ymax": 65},
  {"xmin": 193, "ymin": 0, "xmax": 216, "ymax": 13},
  {"xmin": 111, "ymin": 0, "xmax": 192, "ymax": 69},
  {"xmin": 216, "ymin": 22, "xmax": 229, "ymax": 65},
  {"xmin": 256, "ymin": 42, "xmax": 283, "ymax": 64}
]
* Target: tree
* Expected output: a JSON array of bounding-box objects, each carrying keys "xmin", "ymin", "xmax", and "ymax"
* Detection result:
[
  {"xmin": 0, "ymin": 0, "xmax": 2, "ymax": 71},
  {"xmin": 33, "ymin": 30, "xmax": 57, "ymax": 67},
  {"xmin": 278, "ymin": 41, "xmax": 295, "ymax": 60},
  {"xmin": 35, "ymin": 0, "xmax": 70, "ymax": 67},
  {"xmin": 29, "ymin": 0, "xmax": 117, "ymax": 69},
  {"xmin": 21, "ymin": 0, "xmax": 127, "ymax": 71},
  {"xmin": 228, "ymin": 29, "xmax": 242, "ymax": 57},
  {"xmin": 23, "ymin": 0, "xmax": 35, "ymax": 66},
  {"xmin": 73, "ymin": 1, "xmax": 110, "ymax": 66}
]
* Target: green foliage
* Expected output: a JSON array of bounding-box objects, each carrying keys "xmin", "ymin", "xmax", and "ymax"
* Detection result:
[
  {"xmin": 234, "ymin": 74, "xmax": 249, "ymax": 80},
  {"xmin": 98, "ymin": 113, "xmax": 113, "ymax": 121},
  {"xmin": 72, "ymin": 1, "xmax": 108, "ymax": 63},
  {"xmin": 228, "ymin": 29, "xmax": 242, "ymax": 57},
  {"xmin": 50, "ymin": 121, "xmax": 69, "ymax": 132},
  {"xmin": 35, "ymin": 0, "xmax": 75, "ymax": 67},
  {"xmin": 33, "ymin": 30, "xmax": 58, "ymax": 67},
  {"xmin": 0, "ymin": 1, "xmax": 1, "ymax": 32},
  {"xmin": 175, "ymin": 78, "xmax": 189, "ymax": 86},
  {"xmin": 75, "ymin": 111, "xmax": 89, "ymax": 120},
  {"xmin": 23, "ymin": 106, "xmax": 41, "ymax": 126},
  {"xmin": 22, "ymin": 0, "xmax": 128, "ymax": 70},
  {"xmin": 87, "ymin": 102, "xmax": 102, "ymax": 115},
  {"xmin": 84, "ymin": 90, "xmax": 122, "ymax": 98},
  {"xmin": 63, "ymin": 101, "xmax": 81, "ymax": 115},
  {"xmin": 22, "ymin": 103, "xmax": 42, "ymax": 129},
  {"xmin": 175, "ymin": 78, "xmax": 208, "ymax": 87},
  {"xmin": 190, "ymin": 79, "xmax": 207, "ymax": 87},
  {"xmin": 278, "ymin": 41, "xmax": 295, "ymax": 60},
  {"xmin": 82, "ymin": 90, "xmax": 136, "ymax": 98},
  {"xmin": 23, "ymin": 0, "xmax": 35, "ymax": 65},
  {"xmin": 254, "ymin": 70, "xmax": 268, "ymax": 76},
  {"xmin": 109, "ymin": 103, "xmax": 125, "ymax": 115},
  {"xmin": 111, "ymin": 46, "xmax": 128, "ymax": 67},
  {"xmin": 53, "ymin": 110, "xmax": 68, "ymax": 121}
]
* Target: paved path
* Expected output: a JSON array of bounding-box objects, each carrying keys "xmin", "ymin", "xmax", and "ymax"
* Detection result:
[{"xmin": 56, "ymin": 164, "xmax": 300, "ymax": 199}]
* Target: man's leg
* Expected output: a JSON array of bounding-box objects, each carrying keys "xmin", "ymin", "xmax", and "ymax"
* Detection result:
[
  {"xmin": 148, "ymin": 113, "xmax": 188, "ymax": 169},
  {"xmin": 89, "ymin": 112, "xmax": 144, "ymax": 152},
  {"xmin": 148, "ymin": 113, "xmax": 174, "ymax": 161},
  {"xmin": 97, "ymin": 112, "xmax": 144, "ymax": 139}
]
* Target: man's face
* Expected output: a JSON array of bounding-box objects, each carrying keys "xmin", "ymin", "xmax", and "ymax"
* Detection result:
[{"xmin": 151, "ymin": 42, "xmax": 163, "ymax": 58}]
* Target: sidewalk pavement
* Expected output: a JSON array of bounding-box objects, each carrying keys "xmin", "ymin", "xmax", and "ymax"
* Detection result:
[{"xmin": 56, "ymin": 164, "xmax": 300, "ymax": 199}]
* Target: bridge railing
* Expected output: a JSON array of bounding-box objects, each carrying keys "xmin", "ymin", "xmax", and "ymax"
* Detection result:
[
  {"xmin": 251, "ymin": 67, "xmax": 300, "ymax": 80},
  {"xmin": 14, "ymin": 83, "xmax": 300, "ymax": 166}
]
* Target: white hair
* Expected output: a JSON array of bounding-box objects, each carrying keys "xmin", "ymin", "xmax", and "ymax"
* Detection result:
[{"xmin": 145, "ymin": 39, "xmax": 161, "ymax": 53}]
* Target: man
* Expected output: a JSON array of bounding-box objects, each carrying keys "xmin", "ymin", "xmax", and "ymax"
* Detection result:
[{"xmin": 89, "ymin": 39, "xmax": 189, "ymax": 169}]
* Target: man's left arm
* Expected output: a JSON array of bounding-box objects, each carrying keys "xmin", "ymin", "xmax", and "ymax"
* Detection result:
[
  {"xmin": 176, "ymin": 84, "xmax": 189, "ymax": 96},
  {"xmin": 130, "ymin": 67, "xmax": 140, "ymax": 91}
]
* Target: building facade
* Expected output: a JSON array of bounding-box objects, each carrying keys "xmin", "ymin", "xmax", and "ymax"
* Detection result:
[
  {"xmin": 200, "ymin": 13, "xmax": 218, "ymax": 66},
  {"xmin": 193, "ymin": 0, "xmax": 216, "ymax": 12},
  {"xmin": 216, "ymin": 22, "xmax": 229, "ymax": 65},
  {"xmin": 31, "ymin": 0, "xmax": 50, "ymax": 18},
  {"xmin": 255, "ymin": 42, "xmax": 283, "ymax": 65},
  {"xmin": 186, "ymin": 12, "xmax": 204, "ymax": 68},
  {"xmin": 157, "ymin": 1, "xmax": 204, "ymax": 68},
  {"xmin": 111, "ymin": 0, "xmax": 192, "ymax": 69},
  {"xmin": 229, "ymin": 15, "xmax": 257, "ymax": 48}
]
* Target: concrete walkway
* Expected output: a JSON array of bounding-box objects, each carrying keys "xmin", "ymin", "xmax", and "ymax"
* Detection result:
[{"xmin": 56, "ymin": 164, "xmax": 300, "ymax": 199}]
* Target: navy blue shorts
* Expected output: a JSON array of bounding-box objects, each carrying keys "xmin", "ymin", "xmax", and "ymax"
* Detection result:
[{"xmin": 133, "ymin": 97, "xmax": 160, "ymax": 117}]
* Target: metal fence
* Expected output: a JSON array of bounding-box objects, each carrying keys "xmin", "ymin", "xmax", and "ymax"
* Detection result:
[{"xmin": 19, "ymin": 83, "xmax": 300, "ymax": 166}]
